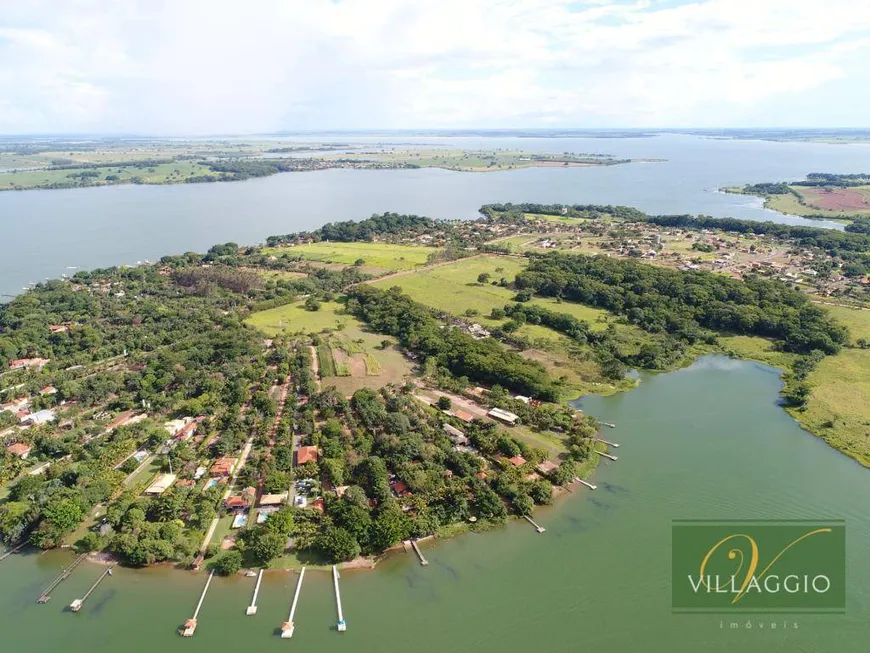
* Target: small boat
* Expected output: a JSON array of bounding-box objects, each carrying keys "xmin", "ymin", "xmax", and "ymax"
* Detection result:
[
  {"xmin": 245, "ymin": 570, "xmax": 257, "ymax": 577},
  {"xmin": 107, "ymin": 568, "xmax": 113, "ymax": 576},
  {"xmin": 603, "ymin": 422, "xmax": 616, "ymax": 428}
]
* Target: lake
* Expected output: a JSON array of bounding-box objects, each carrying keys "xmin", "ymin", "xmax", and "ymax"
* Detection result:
[
  {"xmin": 1, "ymin": 356, "xmax": 867, "ymax": 652},
  {"xmin": 3, "ymin": 133, "xmax": 870, "ymax": 296}
]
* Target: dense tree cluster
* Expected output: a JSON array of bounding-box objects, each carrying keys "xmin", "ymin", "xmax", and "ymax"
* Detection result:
[
  {"xmin": 515, "ymin": 252, "xmax": 848, "ymax": 355},
  {"xmin": 480, "ymin": 202, "xmax": 647, "ymax": 222},
  {"xmin": 266, "ymin": 213, "xmax": 440, "ymax": 246}
]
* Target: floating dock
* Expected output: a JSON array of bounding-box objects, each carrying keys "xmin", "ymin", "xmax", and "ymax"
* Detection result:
[
  {"xmin": 523, "ymin": 515, "xmax": 546, "ymax": 533},
  {"xmin": 37, "ymin": 553, "xmax": 87, "ymax": 603},
  {"xmin": 333, "ymin": 565, "xmax": 347, "ymax": 632},
  {"xmin": 410, "ymin": 539, "xmax": 428, "ymax": 566},
  {"xmin": 0, "ymin": 541, "xmax": 27, "ymax": 563},
  {"xmin": 70, "ymin": 565, "xmax": 115, "ymax": 612},
  {"xmin": 246, "ymin": 569, "xmax": 264, "ymax": 615},
  {"xmin": 595, "ymin": 438, "xmax": 620, "ymax": 448},
  {"xmin": 182, "ymin": 569, "xmax": 215, "ymax": 637},
  {"xmin": 597, "ymin": 451, "xmax": 618, "ymax": 461},
  {"xmin": 575, "ymin": 478, "xmax": 598, "ymax": 490},
  {"xmin": 280, "ymin": 567, "xmax": 306, "ymax": 639}
]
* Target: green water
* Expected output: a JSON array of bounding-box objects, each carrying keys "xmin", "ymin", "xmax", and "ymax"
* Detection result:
[{"xmin": 1, "ymin": 356, "xmax": 867, "ymax": 652}]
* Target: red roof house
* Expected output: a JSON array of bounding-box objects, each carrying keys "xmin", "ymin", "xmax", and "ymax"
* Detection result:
[{"xmin": 296, "ymin": 446, "xmax": 318, "ymax": 466}]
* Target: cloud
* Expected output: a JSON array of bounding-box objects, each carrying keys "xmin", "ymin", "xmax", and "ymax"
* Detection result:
[{"xmin": 0, "ymin": 0, "xmax": 869, "ymax": 133}]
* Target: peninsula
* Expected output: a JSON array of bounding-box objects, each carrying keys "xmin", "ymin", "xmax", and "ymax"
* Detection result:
[{"xmin": 1, "ymin": 204, "xmax": 867, "ymax": 576}]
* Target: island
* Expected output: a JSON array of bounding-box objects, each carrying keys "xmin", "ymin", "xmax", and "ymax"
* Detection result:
[
  {"xmin": 0, "ymin": 137, "xmax": 634, "ymax": 192},
  {"xmin": 1, "ymin": 204, "xmax": 867, "ymax": 576}
]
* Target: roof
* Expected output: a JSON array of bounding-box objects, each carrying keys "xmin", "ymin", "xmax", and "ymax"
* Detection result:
[
  {"xmin": 508, "ymin": 455, "xmax": 527, "ymax": 467},
  {"xmin": 390, "ymin": 480, "xmax": 409, "ymax": 495},
  {"xmin": 26, "ymin": 409, "xmax": 56, "ymax": 424},
  {"xmin": 145, "ymin": 473, "xmax": 177, "ymax": 495},
  {"xmin": 442, "ymin": 423, "xmax": 465, "ymax": 438},
  {"xmin": 210, "ymin": 457, "xmax": 236, "ymax": 475},
  {"xmin": 259, "ymin": 493, "xmax": 288, "ymax": 506},
  {"xmin": 225, "ymin": 496, "xmax": 248, "ymax": 508},
  {"xmin": 451, "ymin": 409, "xmax": 474, "ymax": 423},
  {"xmin": 536, "ymin": 460, "xmax": 559, "ymax": 474},
  {"xmin": 488, "ymin": 407, "xmax": 519, "ymax": 423},
  {"xmin": 311, "ymin": 498, "xmax": 325, "ymax": 513},
  {"xmin": 7, "ymin": 443, "xmax": 32, "ymax": 456},
  {"xmin": 296, "ymin": 445, "xmax": 318, "ymax": 466}
]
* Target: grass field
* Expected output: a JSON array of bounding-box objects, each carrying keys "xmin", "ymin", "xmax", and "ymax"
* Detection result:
[
  {"xmin": 261, "ymin": 242, "xmax": 438, "ymax": 270},
  {"xmin": 369, "ymin": 255, "xmax": 612, "ymax": 333},
  {"xmin": 244, "ymin": 300, "xmax": 358, "ymax": 336},
  {"xmin": 317, "ymin": 344, "xmax": 337, "ymax": 377},
  {"xmin": 795, "ymin": 306, "xmax": 870, "ymax": 466},
  {"xmin": 0, "ymin": 160, "xmax": 217, "ymax": 190}
]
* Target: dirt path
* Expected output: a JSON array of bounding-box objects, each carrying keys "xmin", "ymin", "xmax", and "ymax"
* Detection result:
[{"xmin": 309, "ymin": 345, "xmax": 322, "ymax": 390}]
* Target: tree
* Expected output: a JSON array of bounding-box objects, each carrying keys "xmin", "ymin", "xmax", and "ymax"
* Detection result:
[
  {"xmin": 317, "ymin": 527, "xmax": 361, "ymax": 563},
  {"xmin": 437, "ymin": 396, "xmax": 452, "ymax": 410},
  {"xmin": 76, "ymin": 531, "xmax": 103, "ymax": 553},
  {"xmin": 250, "ymin": 529, "xmax": 287, "ymax": 563},
  {"xmin": 304, "ymin": 296, "xmax": 321, "ymax": 312},
  {"xmin": 209, "ymin": 549, "xmax": 243, "ymax": 575},
  {"xmin": 477, "ymin": 273, "xmax": 490, "ymax": 284}
]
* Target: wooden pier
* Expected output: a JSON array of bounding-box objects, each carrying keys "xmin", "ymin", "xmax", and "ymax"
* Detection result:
[
  {"xmin": 410, "ymin": 539, "xmax": 428, "ymax": 566},
  {"xmin": 0, "ymin": 540, "xmax": 27, "ymax": 563},
  {"xmin": 280, "ymin": 567, "xmax": 306, "ymax": 639},
  {"xmin": 597, "ymin": 451, "xmax": 618, "ymax": 461},
  {"xmin": 333, "ymin": 565, "xmax": 347, "ymax": 632},
  {"xmin": 70, "ymin": 565, "xmax": 114, "ymax": 612},
  {"xmin": 182, "ymin": 569, "xmax": 215, "ymax": 637},
  {"xmin": 523, "ymin": 515, "xmax": 546, "ymax": 533},
  {"xmin": 575, "ymin": 478, "xmax": 598, "ymax": 490},
  {"xmin": 595, "ymin": 438, "xmax": 620, "ymax": 448},
  {"xmin": 246, "ymin": 569, "xmax": 264, "ymax": 615},
  {"xmin": 37, "ymin": 553, "xmax": 87, "ymax": 603}
]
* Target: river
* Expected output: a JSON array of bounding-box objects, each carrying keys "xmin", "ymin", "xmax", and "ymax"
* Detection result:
[
  {"xmin": 1, "ymin": 356, "xmax": 867, "ymax": 652},
  {"xmin": 3, "ymin": 133, "xmax": 870, "ymax": 296}
]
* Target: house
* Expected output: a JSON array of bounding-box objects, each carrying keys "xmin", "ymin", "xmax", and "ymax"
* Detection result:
[
  {"xmin": 311, "ymin": 498, "xmax": 325, "ymax": 513},
  {"xmin": 193, "ymin": 466, "xmax": 207, "ymax": 480},
  {"xmin": 39, "ymin": 385, "xmax": 57, "ymax": 396},
  {"xmin": 9, "ymin": 357, "xmax": 49, "ymax": 371},
  {"xmin": 451, "ymin": 409, "xmax": 474, "ymax": 423},
  {"xmin": 225, "ymin": 495, "xmax": 248, "ymax": 509},
  {"xmin": 105, "ymin": 410, "xmax": 144, "ymax": 432},
  {"xmin": 508, "ymin": 455, "xmax": 527, "ymax": 467},
  {"xmin": 259, "ymin": 493, "xmax": 288, "ymax": 507},
  {"xmin": 442, "ymin": 423, "xmax": 469, "ymax": 445},
  {"xmin": 390, "ymin": 480, "xmax": 410, "ymax": 497},
  {"xmin": 536, "ymin": 460, "xmax": 559, "ymax": 476},
  {"xmin": 515, "ymin": 395, "xmax": 531, "ymax": 404},
  {"xmin": 296, "ymin": 445, "xmax": 318, "ymax": 466},
  {"xmin": 6, "ymin": 442, "xmax": 32, "ymax": 459},
  {"xmin": 144, "ymin": 473, "xmax": 177, "ymax": 495},
  {"xmin": 210, "ymin": 457, "xmax": 237, "ymax": 477},
  {"xmin": 22, "ymin": 409, "xmax": 56, "ymax": 426},
  {"xmin": 164, "ymin": 416, "xmax": 195, "ymax": 438},
  {"xmin": 488, "ymin": 407, "xmax": 519, "ymax": 425},
  {"xmin": 49, "ymin": 324, "xmax": 69, "ymax": 334}
]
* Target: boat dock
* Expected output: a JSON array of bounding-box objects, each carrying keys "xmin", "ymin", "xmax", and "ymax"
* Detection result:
[
  {"xmin": 333, "ymin": 565, "xmax": 347, "ymax": 632},
  {"xmin": 410, "ymin": 539, "xmax": 428, "ymax": 566},
  {"xmin": 246, "ymin": 569, "xmax": 264, "ymax": 615},
  {"xmin": 70, "ymin": 565, "xmax": 115, "ymax": 612},
  {"xmin": 37, "ymin": 553, "xmax": 87, "ymax": 603},
  {"xmin": 280, "ymin": 567, "xmax": 306, "ymax": 639},
  {"xmin": 182, "ymin": 569, "xmax": 215, "ymax": 636},
  {"xmin": 523, "ymin": 515, "xmax": 546, "ymax": 533},
  {"xmin": 0, "ymin": 540, "xmax": 27, "ymax": 563},
  {"xmin": 596, "ymin": 438, "xmax": 620, "ymax": 448},
  {"xmin": 597, "ymin": 451, "xmax": 618, "ymax": 461},
  {"xmin": 575, "ymin": 478, "xmax": 598, "ymax": 490}
]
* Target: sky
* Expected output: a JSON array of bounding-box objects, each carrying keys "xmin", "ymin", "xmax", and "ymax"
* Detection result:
[{"xmin": 1, "ymin": 0, "xmax": 870, "ymax": 135}]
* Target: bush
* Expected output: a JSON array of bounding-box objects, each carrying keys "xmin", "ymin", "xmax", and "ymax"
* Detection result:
[{"xmin": 209, "ymin": 549, "xmax": 243, "ymax": 575}]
